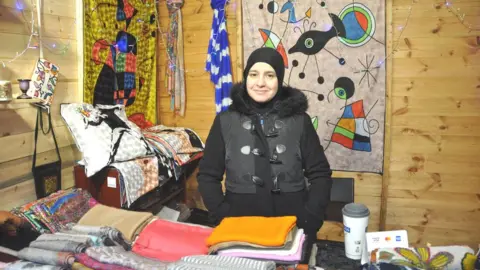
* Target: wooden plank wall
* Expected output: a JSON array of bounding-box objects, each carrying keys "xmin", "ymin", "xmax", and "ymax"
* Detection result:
[
  {"xmin": 157, "ymin": 0, "xmax": 237, "ymax": 139},
  {"xmin": 158, "ymin": 0, "xmax": 480, "ymax": 247},
  {"xmin": 387, "ymin": 0, "xmax": 480, "ymax": 248},
  {"xmin": 0, "ymin": 0, "xmax": 81, "ymax": 210}
]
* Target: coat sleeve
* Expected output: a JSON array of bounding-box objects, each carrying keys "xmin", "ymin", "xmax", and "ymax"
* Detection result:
[
  {"xmin": 300, "ymin": 113, "xmax": 333, "ymax": 221},
  {"xmin": 197, "ymin": 114, "xmax": 230, "ymax": 221}
]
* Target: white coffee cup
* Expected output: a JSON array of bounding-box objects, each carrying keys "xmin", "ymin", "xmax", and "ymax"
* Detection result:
[{"xmin": 342, "ymin": 203, "xmax": 370, "ymax": 260}]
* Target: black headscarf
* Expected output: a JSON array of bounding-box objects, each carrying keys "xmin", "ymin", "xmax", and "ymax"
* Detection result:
[
  {"xmin": 243, "ymin": 47, "xmax": 285, "ymax": 84},
  {"xmin": 242, "ymin": 47, "xmax": 286, "ymax": 113}
]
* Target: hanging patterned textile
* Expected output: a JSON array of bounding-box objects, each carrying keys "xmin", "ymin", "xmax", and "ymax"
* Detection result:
[
  {"xmin": 83, "ymin": 0, "xmax": 157, "ymax": 124},
  {"xmin": 206, "ymin": 0, "xmax": 233, "ymax": 114},
  {"xmin": 165, "ymin": 0, "xmax": 186, "ymax": 116}
]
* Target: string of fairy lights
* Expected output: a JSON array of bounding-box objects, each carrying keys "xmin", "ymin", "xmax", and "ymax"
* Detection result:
[
  {"xmin": 0, "ymin": 0, "xmax": 75, "ymax": 68},
  {"xmin": 1, "ymin": 0, "xmax": 479, "ymax": 70},
  {"xmin": 444, "ymin": 0, "xmax": 480, "ymax": 32}
]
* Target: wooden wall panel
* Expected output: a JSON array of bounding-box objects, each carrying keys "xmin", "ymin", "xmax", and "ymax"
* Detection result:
[
  {"xmin": 157, "ymin": 0, "xmax": 480, "ymax": 247},
  {"xmin": 0, "ymin": 145, "xmax": 81, "ymax": 189},
  {"xmin": 387, "ymin": 0, "xmax": 480, "ymax": 248},
  {"xmin": 0, "ymin": 0, "xmax": 81, "ymax": 209}
]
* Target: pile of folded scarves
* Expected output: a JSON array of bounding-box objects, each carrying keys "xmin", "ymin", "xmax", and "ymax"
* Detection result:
[
  {"xmin": 5, "ymin": 215, "xmax": 277, "ymax": 269},
  {"xmin": 206, "ymin": 216, "xmax": 308, "ymax": 265},
  {"xmin": 116, "ymin": 216, "xmax": 279, "ymax": 270},
  {"xmin": 5, "ymin": 199, "xmax": 297, "ymax": 270},
  {"xmin": 10, "ymin": 189, "xmax": 97, "ymax": 234},
  {"xmin": 4, "ymin": 203, "xmax": 167, "ymax": 269}
]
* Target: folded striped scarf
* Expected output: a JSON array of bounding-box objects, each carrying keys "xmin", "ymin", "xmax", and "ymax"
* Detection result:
[
  {"xmin": 29, "ymin": 240, "xmax": 87, "ymax": 253},
  {"xmin": 36, "ymin": 233, "xmax": 96, "ymax": 246},
  {"xmin": 17, "ymin": 247, "xmax": 74, "ymax": 267},
  {"xmin": 166, "ymin": 255, "xmax": 276, "ymax": 270}
]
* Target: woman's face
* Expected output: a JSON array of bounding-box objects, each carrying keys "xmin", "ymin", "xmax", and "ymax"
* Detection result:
[{"xmin": 246, "ymin": 62, "xmax": 279, "ymax": 103}]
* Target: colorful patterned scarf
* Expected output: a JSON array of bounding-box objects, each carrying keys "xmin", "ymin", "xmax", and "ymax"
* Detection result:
[
  {"xmin": 66, "ymin": 224, "xmax": 131, "ymax": 251},
  {"xmin": 142, "ymin": 125, "xmax": 204, "ymax": 180},
  {"xmin": 11, "ymin": 189, "xmax": 96, "ymax": 233},
  {"xmin": 86, "ymin": 246, "xmax": 167, "ymax": 270},
  {"xmin": 75, "ymin": 253, "xmax": 133, "ymax": 270},
  {"xmin": 165, "ymin": 0, "xmax": 186, "ymax": 116}
]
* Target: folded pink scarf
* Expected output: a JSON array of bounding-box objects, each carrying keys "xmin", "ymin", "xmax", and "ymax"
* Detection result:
[{"xmin": 132, "ymin": 219, "xmax": 213, "ymax": 262}]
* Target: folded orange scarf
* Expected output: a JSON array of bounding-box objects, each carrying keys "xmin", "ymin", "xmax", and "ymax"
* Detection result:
[{"xmin": 206, "ymin": 216, "xmax": 297, "ymax": 247}]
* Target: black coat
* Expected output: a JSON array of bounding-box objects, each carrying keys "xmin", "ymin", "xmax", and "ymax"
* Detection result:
[{"xmin": 197, "ymin": 83, "xmax": 332, "ymax": 235}]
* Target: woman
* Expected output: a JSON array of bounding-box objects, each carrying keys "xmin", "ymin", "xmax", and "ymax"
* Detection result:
[{"xmin": 197, "ymin": 47, "xmax": 332, "ymax": 249}]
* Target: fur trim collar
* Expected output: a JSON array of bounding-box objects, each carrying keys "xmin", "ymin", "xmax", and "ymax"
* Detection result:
[{"xmin": 228, "ymin": 83, "xmax": 308, "ymax": 118}]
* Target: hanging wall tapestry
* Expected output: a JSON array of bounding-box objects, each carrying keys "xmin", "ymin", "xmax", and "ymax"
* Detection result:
[
  {"xmin": 242, "ymin": 0, "xmax": 386, "ymax": 173},
  {"xmin": 84, "ymin": 0, "xmax": 157, "ymax": 124}
]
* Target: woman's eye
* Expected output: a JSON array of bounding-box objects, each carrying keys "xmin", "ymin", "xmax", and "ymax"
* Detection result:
[{"xmin": 249, "ymin": 73, "xmax": 257, "ymax": 77}]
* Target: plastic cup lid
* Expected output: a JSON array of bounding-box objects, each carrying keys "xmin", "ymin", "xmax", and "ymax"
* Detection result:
[{"xmin": 342, "ymin": 203, "xmax": 370, "ymax": 218}]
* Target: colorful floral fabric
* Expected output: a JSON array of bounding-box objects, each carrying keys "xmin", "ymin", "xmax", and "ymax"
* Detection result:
[
  {"xmin": 11, "ymin": 189, "xmax": 96, "ymax": 233},
  {"xmin": 373, "ymin": 246, "xmax": 477, "ymax": 270}
]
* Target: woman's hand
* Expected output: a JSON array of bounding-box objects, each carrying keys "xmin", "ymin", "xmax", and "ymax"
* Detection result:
[
  {"xmin": 0, "ymin": 211, "xmax": 24, "ymax": 227},
  {"xmin": 297, "ymin": 207, "xmax": 323, "ymax": 236}
]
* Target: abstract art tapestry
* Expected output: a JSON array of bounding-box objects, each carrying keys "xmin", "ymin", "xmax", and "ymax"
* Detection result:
[
  {"xmin": 84, "ymin": 0, "xmax": 157, "ymax": 123},
  {"xmin": 242, "ymin": 0, "xmax": 386, "ymax": 173}
]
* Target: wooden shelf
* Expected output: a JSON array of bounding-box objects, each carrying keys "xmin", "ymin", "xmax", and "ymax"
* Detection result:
[{"xmin": 0, "ymin": 98, "xmax": 44, "ymax": 110}]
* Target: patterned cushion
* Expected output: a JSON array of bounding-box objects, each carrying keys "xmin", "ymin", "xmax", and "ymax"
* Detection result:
[{"xmin": 60, "ymin": 103, "xmax": 153, "ymax": 177}]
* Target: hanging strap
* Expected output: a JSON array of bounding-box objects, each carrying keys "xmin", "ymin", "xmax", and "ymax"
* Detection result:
[
  {"xmin": 39, "ymin": 105, "xmax": 51, "ymax": 135},
  {"xmin": 35, "ymin": 0, "xmax": 44, "ymax": 58},
  {"xmin": 32, "ymin": 108, "xmax": 61, "ymax": 170}
]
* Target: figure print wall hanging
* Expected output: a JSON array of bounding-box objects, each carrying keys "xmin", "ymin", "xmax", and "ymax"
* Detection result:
[
  {"xmin": 242, "ymin": 0, "xmax": 386, "ymax": 173},
  {"xmin": 84, "ymin": 0, "xmax": 158, "ymax": 123},
  {"xmin": 91, "ymin": 31, "xmax": 140, "ymax": 107}
]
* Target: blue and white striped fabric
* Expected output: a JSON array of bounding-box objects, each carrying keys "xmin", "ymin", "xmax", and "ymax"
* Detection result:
[{"xmin": 206, "ymin": 0, "xmax": 233, "ymax": 114}]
